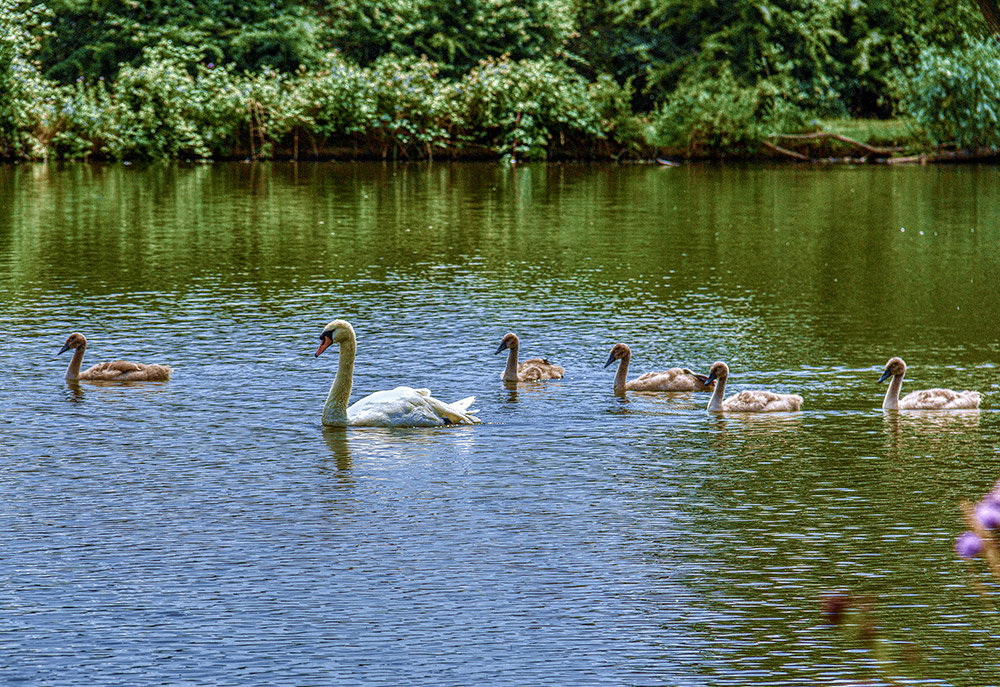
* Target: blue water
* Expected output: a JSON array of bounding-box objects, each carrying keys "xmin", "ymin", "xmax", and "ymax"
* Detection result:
[{"xmin": 2, "ymin": 162, "xmax": 1000, "ymax": 685}]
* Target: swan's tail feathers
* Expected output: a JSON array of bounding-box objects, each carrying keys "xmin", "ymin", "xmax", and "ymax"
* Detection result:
[
  {"xmin": 452, "ymin": 396, "xmax": 476, "ymax": 412},
  {"xmin": 439, "ymin": 395, "xmax": 480, "ymax": 424}
]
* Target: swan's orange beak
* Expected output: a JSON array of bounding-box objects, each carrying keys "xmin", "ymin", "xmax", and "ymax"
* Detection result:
[{"xmin": 315, "ymin": 336, "xmax": 333, "ymax": 357}]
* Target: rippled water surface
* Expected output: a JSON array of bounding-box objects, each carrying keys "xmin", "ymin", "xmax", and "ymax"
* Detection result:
[{"xmin": 3, "ymin": 162, "xmax": 1000, "ymax": 685}]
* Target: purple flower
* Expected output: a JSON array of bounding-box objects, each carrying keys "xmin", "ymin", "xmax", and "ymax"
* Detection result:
[
  {"xmin": 956, "ymin": 531, "xmax": 983, "ymax": 559},
  {"xmin": 976, "ymin": 500, "xmax": 1000, "ymax": 530}
]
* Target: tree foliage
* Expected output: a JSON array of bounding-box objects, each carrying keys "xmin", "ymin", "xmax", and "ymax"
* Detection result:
[
  {"xmin": 900, "ymin": 37, "xmax": 1000, "ymax": 149},
  {"xmin": 37, "ymin": 0, "xmax": 326, "ymax": 81},
  {"xmin": 1, "ymin": 0, "xmax": 997, "ymax": 160},
  {"xmin": 0, "ymin": 0, "xmax": 54, "ymax": 158},
  {"xmin": 324, "ymin": 0, "xmax": 576, "ymax": 76}
]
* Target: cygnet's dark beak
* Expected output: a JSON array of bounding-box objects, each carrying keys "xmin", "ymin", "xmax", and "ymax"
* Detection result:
[
  {"xmin": 495, "ymin": 342, "xmax": 507, "ymax": 355},
  {"xmin": 877, "ymin": 369, "xmax": 892, "ymax": 384},
  {"xmin": 704, "ymin": 371, "xmax": 718, "ymax": 386},
  {"xmin": 57, "ymin": 342, "xmax": 72, "ymax": 356},
  {"xmin": 603, "ymin": 352, "xmax": 617, "ymax": 368}
]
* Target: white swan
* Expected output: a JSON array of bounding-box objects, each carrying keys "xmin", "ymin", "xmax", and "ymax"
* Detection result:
[
  {"xmin": 703, "ymin": 361, "xmax": 802, "ymax": 412},
  {"xmin": 604, "ymin": 343, "xmax": 713, "ymax": 393},
  {"xmin": 58, "ymin": 332, "xmax": 172, "ymax": 381},
  {"xmin": 878, "ymin": 356, "xmax": 980, "ymax": 410},
  {"xmin": 315, "ymin": 319, "xmax": 480, "ymax": 427},
  {"xmin": 496, "ymin": 332, "xmax": 564, "ymax": 382}
]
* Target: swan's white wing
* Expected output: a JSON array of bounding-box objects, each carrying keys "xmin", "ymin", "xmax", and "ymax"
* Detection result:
[{"xmin": 347, "ymin": 386, "xmax": 480, "ymax": 427}]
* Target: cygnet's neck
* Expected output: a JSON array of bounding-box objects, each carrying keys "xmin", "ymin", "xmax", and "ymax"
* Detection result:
[
  {"xmin": 65, "ymin": 345, "xmax": 86, "ymax": 381},
  {"xmin": 323, "ymin": 338, "xmax": 356, "ymax": 426},
  {"xmin": 882, "ymin": 371, "xmax": 905, "ymax": 410},
  {"xmin": 613, "ymin": 351, "xmax": 631, "ymax": 393},
  {"xmin": 502, "ymin": 345, "xmax": 519, "ymax": 382},
  {"xmin": 707, "ymin": 374, "xmax": 728, "ymax": 411}
]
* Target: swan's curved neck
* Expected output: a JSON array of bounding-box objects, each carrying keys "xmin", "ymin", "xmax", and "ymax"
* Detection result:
[
  {"xmin": 613, "ymin": 352, "xmax": 630, "ymax": 393},
  {"xmin": 883, "ymin": 371, "xmax": 904, "ymax": 410},
  {"xmin": 65, "ymin": 344, "xmax": 86, "ymax": 381},
  {"xmin": 323, "ymin": 338, "xmax": 356, "ymax": 426},
  {"xmin": 502, "ymin": 345, "xmax": 519, "ymax": 382},
  {"xmin": 707, "ymin": 374, "xmax": 727, "ymax": 411}
]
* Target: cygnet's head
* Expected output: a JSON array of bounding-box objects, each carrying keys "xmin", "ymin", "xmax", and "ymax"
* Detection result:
[
  {"xmin": 604, "ymin": 343, "xmax": 631, "ymax": 368},
  {"xmin": 878, "ymin": 356, "xmax": 906, "ymax": 383},
  {"xmin": 315, "ymin": 319, "xmax": 355, "ymax": 357},
  {"xmin": 58, "ymin": 332, "xmax": 87, "ymax": 355},
  {"xmin": 495, "ymin": 332, "xmax": 519, "ymax": 354},
  {"xmin": 704, "ymin": 361, "xmax": 730, "ymax": 385}
]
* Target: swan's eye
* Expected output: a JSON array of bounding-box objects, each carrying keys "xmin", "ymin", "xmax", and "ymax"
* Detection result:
[{"xmin": 320, "ymin": 332, "xmax": 330, "ymax": 341}]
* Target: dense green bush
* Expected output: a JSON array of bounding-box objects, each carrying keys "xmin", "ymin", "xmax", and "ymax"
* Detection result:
[
  {"xmin": 0, "ymin": 0, "xmax": 53, "ymax": 158},
  {"xmin": 32, "ymin": 44, "xmax": 643, "ymax": 162},
  {"xmin": 49, "ymin": 42, "xmax": 247, "ymax": 160},
  {"xmin": 650, "ymin": 65, "xmax": 803, "ymax": 157},
  {"xmin": 456, "ymin": 57, "xmax": 634, "ymax": 160},
  {"xmin": 900, "ymin": 38, "xmax": 1000, "ymax": 149}
]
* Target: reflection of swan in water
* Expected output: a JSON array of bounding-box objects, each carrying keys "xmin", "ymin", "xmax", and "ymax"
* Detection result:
[
  {"xmin": 58, "ymin": 333, "xmax": 172, "ymax": 381},
  {"xmin": 603, "ymin": 343, "xmax": 713, "ymax": 393},
  {"xmin": 704, "ymin": 412, "xmax": 804, "ymax": 455},
  {"xmin": 883, "ymin": 408, "xmax": 981, "ymax": 435},
  {"xmin": 64, "ymin": 381, "xmax": 85, "ymax": 402},
  {"xmin": 882, "ymin": 407, "xmax": 982, "ymax": 456},
  {"xmin": 878, "ymin": 357, "xmax": 980, "ymax": 410},
  {"xmin": 704, "ymin": 361, "xmax": 803, "ymax": 412},
  {"xmin": 315, "ymin": 319, "xmax": 480, "ymax": 427},
  {"xmin": 322, "ymin": 427, "xmax": 353, "ymax": 472},
  {"xmin": 496, "ymin": 332, "xmax": 564, "ymax": 382}
]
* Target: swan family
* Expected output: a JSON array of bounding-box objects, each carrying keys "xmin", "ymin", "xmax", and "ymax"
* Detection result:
[{"xmin": 55, "ymin": 323, "xmax": 983, "ymax": 427}]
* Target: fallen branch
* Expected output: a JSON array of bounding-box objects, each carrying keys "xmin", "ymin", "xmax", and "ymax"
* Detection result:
[
  {"xmin": 761, "ymin": 140, "xmax": 811, "ymax": 161},
  {"xmin": 772, "ymin": 131, "xmax": 900, "ymax": 156}
]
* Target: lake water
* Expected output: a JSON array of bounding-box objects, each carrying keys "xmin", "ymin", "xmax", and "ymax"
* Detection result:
[{"xmin": 2, "ymin": 162, "xmax": 999, "ymax": 685}]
